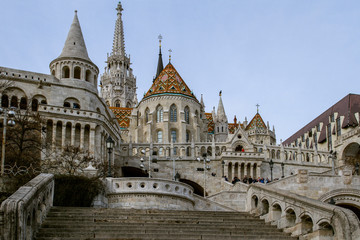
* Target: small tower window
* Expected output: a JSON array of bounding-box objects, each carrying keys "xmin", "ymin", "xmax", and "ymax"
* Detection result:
[
  {"xmin": 10, "ymin": 96, "xmax": 18, "ymax": 108},
  {"xmin": 184, "ymin": 106, "xmax": 190, "ymax": 124},
  {"xmin": 31, "ymin": 99, "xmax": 39, "ymax": 111},
  {"xmin": 20, "ymin": 97, "xmax": 27, "ymax": 110},
  {"xmin": 170, "ymin": 104, "xmax": 177, "ymax": 122},
  {"xmin": 74, "ymin": 66, "xmax": 81, "ymax": 79},
  {"xmin": 1, "ymin": 95, "xmax": 9, "ymax": 108},
  {"xmin": 62, "ymin": 66, "xmax": 70, "ymax": 78},
  {"xmin": 85, "ymin": 70, "xmax": 91, "ymax": 82},
  {"xmin": 156, "ymin": 106, "xmax": 163, "ymax": 123},
  {"xmin": 145, "ymin": 108, "xmax": 150, "ymax": 123}
]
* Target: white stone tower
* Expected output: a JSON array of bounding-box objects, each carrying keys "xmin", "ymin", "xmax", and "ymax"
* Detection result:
[
  {"xmin": 214, "ymin": 91, "xmax": 228, "ymax": 142},
  {"xmin": 100, "ymin": 2, "xmax": 137, "ymax": 108},
  {"xmin": 49, "ymin": 10, "xmax": 99, "ymax": 93}
]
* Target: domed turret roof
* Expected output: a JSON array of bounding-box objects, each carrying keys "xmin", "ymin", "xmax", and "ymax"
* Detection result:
[{"xmin": 143, "ymin": 63, "xmax": 198, "ymax": 102}]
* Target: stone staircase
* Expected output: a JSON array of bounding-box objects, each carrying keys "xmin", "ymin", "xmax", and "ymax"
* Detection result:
[{"xmin": 35, "ymin": 207, "xmax": 297, "ymax": 240}]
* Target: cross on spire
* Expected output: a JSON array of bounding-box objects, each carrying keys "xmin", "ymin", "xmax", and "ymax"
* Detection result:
[
  {"xmin": 256, "ymin": 104, "xmax": 260, "ymax": 113},
  {"xmin": 168, "ymin": 49, "xmax": 172, "ymax": 62},
  {"xmin": 158, "ymin": 34, "xmax": 162, "ymax": 47}
]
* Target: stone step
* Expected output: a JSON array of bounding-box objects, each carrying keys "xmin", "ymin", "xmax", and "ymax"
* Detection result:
[{"xmin": 35, "ymin": 207, "xmax": 297, "ymax": 240}]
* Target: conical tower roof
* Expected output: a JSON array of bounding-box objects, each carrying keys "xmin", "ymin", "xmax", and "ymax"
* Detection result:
[
  {"xmin": 216, "ymin": 94, "xmax": 227, "ymax": 122},
  {"xmin": 143, "ymin": 63, "xmax": 198, "ymax": 102},
  {"xmin": 56, "ymin": 10, "xmax": 92, "ymax": 62},
  {"xmin": 112, "ymin": 2, "xmax": 125, "ymax": 56}
]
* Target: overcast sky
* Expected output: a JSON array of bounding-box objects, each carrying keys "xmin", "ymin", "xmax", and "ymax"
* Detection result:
[{"xmin": 1, "ymin": 0, "xmax": 359, "ymax": 142}]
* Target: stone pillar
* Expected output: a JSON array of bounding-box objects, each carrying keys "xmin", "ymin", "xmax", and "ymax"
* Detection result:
[
  {"xmin": 52, "ymin": 122, "xmax": 57, "ymax": 150},
  {"xmin": 71, "ymin": 124, "xmax": 76, "ymax": 147},
  {"xmin": 244, "ymin": 162, "xmax": 248, "ymax": 176},
  {"xmin": 61, "ymin": 124, "xmax": 66, "ymax": 148},
  {"xmin": 89, "ymin": 126, "xmax": 95, "ymax": 154},
  {"xmin": 257, "ymin": 164, "xmax": 261, "ymax": 179},
  {"xmin": 80, "ymin": 126, "xmax": 85, "ymax": 149}
]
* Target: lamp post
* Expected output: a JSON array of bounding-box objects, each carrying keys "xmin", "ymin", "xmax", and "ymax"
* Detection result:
[
  {"xmin": 222, "ymin": 160, "xmax": 225, "ymax": 177},
  {"xmin": 197, "ymin": 153, "xmax": 210, "ymax": 197},
  {"xmin": 106, "ymin": 136, "xmax": 114, "ymax": 177},
  {"xmin": 269, "ymin": 159, "xmax": 274, "ymax": 181},
  {"xmin": 172, "ymin": 156, "xmax": 181, "ymax": 180},
  {"xmin": 281, "ymin": 162, "xmax": 285, "ymax": 178},
  {"xmin": 0, "ymin": 107, "xmax": 15, "ymax": 176},
  {"xmin": 141, "ymin": 149, "xmax": 151, "ymax": 178}
]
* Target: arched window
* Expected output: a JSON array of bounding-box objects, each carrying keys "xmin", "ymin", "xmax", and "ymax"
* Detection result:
[
  {"xmin": 51, "ymin": 70, "xmax": 55, "ymax": 76},
  {"xmin": 20, "ymin": 97, "xmax": 27, "ymax": 110},
  {"xmin": 170, "ymin": 104, "xmax": 177, "ymax": 122},
  {"xmin": 1, "ymin": 95, "xmax": 9, "ymax": 108},
  {"xmin": 31, "ymin": 99, "xmax": 39, "ymax": 111},
  {"xmin": 184, "ymin": 106, "xmax": 190, "ymax": 124},
  {"xmin": 10, "ymin": 96, "xmax": 18, "ymax": 108},
  {"xmin": 126, "ymin": 102, "xmax": 131, "ymax": 108},
  {"xmin": 74, "ymin": 66, "xmax": 81, "ymax": 79},
  {"xmin": 73, "ymin": 103, "xmax": 80, "ymax": 109},
  {"xmin": 145, "ymin": 108, "xmax": 150, "ymax": 123},
  {"xmin": 157, "ymin": 130, "xmax": 163, "ymax": 143},
  {"xmin": 85, "ymin": 70, "xmax": 91, "ymax": 82},
  {"xmin": 115, "ymin": 100, "xmax": 121, "ymax": 108},
  {"xmin": 171, "ymin": 130, "xmax": 177, "ymax": 143},
  {"xmin": 156, "ymin": 106, "xmax": 163, "ymax": 123},
  {"xmin": 63, "ymin": 102, "xmax": 71, "ymax": 108},
  {"xmin": 186, "ymin": 131, "xmax": 190, "ymax": 142},
  {"xmin": 62, "ymin": 66, "xmax": 70, "ymax": 78}
]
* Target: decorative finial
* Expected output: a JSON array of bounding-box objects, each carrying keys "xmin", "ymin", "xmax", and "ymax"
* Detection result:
[
  {"xmin": 75, "ymin": 10, "xmax": 78, "ymax": 14},
  {"xmin": 168, "ymin": 49, "xmax": 172, "ymax": 62},
  {"xmin": 116, "ymin": 1, "xmax": 123, "ymax": 14},
  {"xmin": 219, "ymin": 90, "xmax": 222, "ymax": 96},
  {"xmin": 256, "ymin": 104, "xmax": 260, "ymax": 113},
  {"xmin": 158, "ymin": 34, "xmax": 162, "ymax": 47}
]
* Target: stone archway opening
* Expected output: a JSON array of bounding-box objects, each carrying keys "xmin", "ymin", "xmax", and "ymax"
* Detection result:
[
  {"xmin": 300, "ymin": 214, "xmax": 313, "ymax": 235},
  {"xmin": 121, "ymin": 166, "xmax": 148, "ymax": 178},
  {"xmin": 336, "ymin": 203, "xmax": 360, "ymax": 221},
  {"xmin": 342, "ymin": 142, "xmax": 360, "ymax": 172},
  {"xmin": 179, "ymin": 179, "xmax": 204, "ymax": 197},
  {"xmin": 285, "ymin": 208, "xmax": 296, "ymax": 228},
  {"xmin": 271, "ymin": 203, "xmax": 282, "ymax": 221},
  {"xmin": 261, "ymin": 199, "xmax": 269, "ymax": 215}
]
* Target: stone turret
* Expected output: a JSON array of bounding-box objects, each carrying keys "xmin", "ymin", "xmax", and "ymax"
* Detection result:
[
  {"xmin": 49, "ymin": 10, "xmax": 99, "ymax": 92},
  {"xmin": 214, "ymin": 91, "xmax": 228, "ymax": 142},
  {"xmin": 100, "ymin": 2, "xmax": 137, "ymax": 108}
]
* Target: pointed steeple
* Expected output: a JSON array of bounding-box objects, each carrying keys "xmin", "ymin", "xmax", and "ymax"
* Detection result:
[
  {"xmin": 112, "ymin": 2, "xmax": 125, "ymax": 56},
  {"xmin": 155, "ymin": 35, "xmax": 164, "ymax": 80},
  {"xmin": 216, "ymin": 92, "xmax": 227, "ymax": 122},
  {"xmin": 58, "ymin": 10, "xmax": 91, "ymax": 62},
  {"xmin": 200, "ymin": 94, "xmax": 205, "ymax": 109}
]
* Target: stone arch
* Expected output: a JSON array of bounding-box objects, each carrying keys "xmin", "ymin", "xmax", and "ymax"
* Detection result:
[
  {"xmin": 207, "ymin": 146, "xmax": 212, "ymax": 156},
  {"xmin": 299, "ymin": 213, "xmax": 314, "ymax": 234},
  {"xmin": 179, "ymin": 178, "xmax": 204, "ymax": 197},
  {"xmin": 341, "ymin": 142, "xmax": 360, "ymax": 170},
  {"xmin": 20, "ymin": 97, "xmax": 27, "ymax": 109},
  {"xmin": 317, "ymin": 219, "xmax": 334, "ymax": 237},
  {"xmin": 251, "ymin": 194, "xmax": 259, "ymax": 210},
  {"xmin": 276, "ymin": 150, "xmax": 280, "ymax": 159},
  {"xmin": 271, "ymin": 149, "xmax": 276, "ymax": 159},
  {"xmin": 10, "ymin": 95, "xmax": 18, "ymax": 108},
  {"xmin": 284, "ymin": 207, "xmax": 297, "ymax": 228},
  {"xmin": 1, "ymin": 94, "xmax": 9, "ymax": 108},
  {"xmin": 271, "ymin": 202, "xmax": 282, "ymax": 221},
  {"xmin": 227, "ymin": 162, "xmax": 233, "ymax": 180},
  {"xmin": 64, "ymin": 97, "xmax": 80, "ymax": 109},
  {"xmin": 114, "ymin": 99, "xmax": 121, "ymax": 108},
  {"xmin": 260, "ymin": 198, "xmax": 270, "ymax": 215}
]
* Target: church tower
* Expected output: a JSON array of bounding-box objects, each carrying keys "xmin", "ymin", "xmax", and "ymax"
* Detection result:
[
  {"xmin": 100, "ymin": 2, "xmax": 137, "ymax": 108},
  {"xmin": 214, "ymin": 92, "xmax": 228, "ymax": 142},
  {"xmin": 49, "ymin": 10, "xmax": 99, "ymax": 93}
]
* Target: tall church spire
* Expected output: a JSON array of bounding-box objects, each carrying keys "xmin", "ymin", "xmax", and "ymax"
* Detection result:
[
  {"xmin": 58, "ymin": 10, "xmax": 91, "ymax": 62},
  {"xmin": 155, "ymin": 35, "xmax": 164, "ymax": 80},
  {"xmin": 112, "ymin": 2, "xmax": 125, "ymax": 56},
  {"xmin": 216, "ymin": 92, "xmax": 227, "ymax": 121}
]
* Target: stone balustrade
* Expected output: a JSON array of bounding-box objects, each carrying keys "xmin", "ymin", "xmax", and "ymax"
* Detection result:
[
  {"xmin": 106, "ymin": 178, "xmax": 195, "ymax": 210},
  {"xmin": 247, "ymin": 184, "xmax": 360, "ymax": 240},
  {"xmin": 0, "ymin": 173, "xmax": 54, "ymax": 240}
]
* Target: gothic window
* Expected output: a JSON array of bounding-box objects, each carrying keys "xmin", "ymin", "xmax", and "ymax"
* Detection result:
[
  {"xmin": 115, "ymin": 100, "xmax": 121, "ymax": 108},
  {"xmin": 171, "ymin": 130, "xmax": 177, "ymax": 143},
  {"xmin": 126, "ymin": 102, "xmax": 131, "ymax": 108},
  {"xmin": 186, "ymin": 131, "xmax": 190, "ymax": 142},
  {"xmin": 10, "ymin": 96, "xmax": 18, "ymax": 108},
  {"xmin": 313, "ymin": 131, "xmax": 317, "ymax": 149},
  {"xmin": 306, "ymin": 138, "xmax": 309, "ymax": 148},
  {"xmin": 170, "ymin": 104, "xmax": 177, "ymax": 122},
  {"xmin": 20, "ymin": 97, "xmax": 27, "ymax": 110},
  {"xmin": 74, "ymin": 66, "xmax": 81, "ymax": 79},
  {"xmin": 221, "ymin": 126, "xmax": 224, "ymax": 132},
  {"xmin": 156, "ymin": 106, "xmax": 163, "ymax": 123},
  {"xmin": 1, "ymin": 95, "xmax": 9, "ymax": 108},
  {"xmin": 145, "ymin": 108, "xmax": 150, "ymax": 123},
  {"xmin": 62, "ymin": 66, "xmax": 70, "ymax": 78},
  {"xmin": 184, "ymin": 106, "xmax": 190, "ymax": 124},
  {"xmin": 157, "ymin": 130, "xmax": 163, "ymax": 143},
  {"xmin": 336, "ymin": 118, "xmax": 341, "ymax": 136},
  {"xmin": 235, "ymin": 145, "xmax": 243, "ymax": 152}
]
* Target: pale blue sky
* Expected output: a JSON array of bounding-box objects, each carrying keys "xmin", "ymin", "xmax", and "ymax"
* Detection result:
[{"xmin": 0, "ymin": 0, "xmax": 359, "ymax": 142}]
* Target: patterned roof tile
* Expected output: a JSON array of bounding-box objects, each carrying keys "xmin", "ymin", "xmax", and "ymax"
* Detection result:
[{"xmin": 110, "ymin": 107, "xmax": 132, "ymax": 129}]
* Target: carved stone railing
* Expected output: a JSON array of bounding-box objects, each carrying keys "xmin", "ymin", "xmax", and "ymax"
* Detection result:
[
  {"xmin": 0, "ymin": 173, "xmax": 54, "ymax": 240},
  {"xmin": 247, "ymin": 184, "xmax": 360, "ymax": 240},
  {"xmin": 106, "ymin": 178, "xmax": 195, "ymax": 210}
]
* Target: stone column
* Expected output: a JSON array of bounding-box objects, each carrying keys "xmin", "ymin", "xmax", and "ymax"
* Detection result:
[
  {"xmin": 80, "ymin": 126, "xmax": 85, "ymax": 149},
  {"xmin": 244, "ymin": 162, "xmax": 248, "ymax": 177},
  {"xmin": 61, "ymin": 124, "xmax": 66, "ymax": 148},
  {"xmin": 257, "ymin": 164, "xmax": 261, "ymax": 179},
  {"xmin": 52, "ymin": 122, "xmax": 57, "ymax": 150},
  {"xmin": 71, "ymin": 124, "xmax": 76, "ymax": 147},
  {"xmin": 89, "ymin": 126, "xmax": 95, "ymax": 154}
]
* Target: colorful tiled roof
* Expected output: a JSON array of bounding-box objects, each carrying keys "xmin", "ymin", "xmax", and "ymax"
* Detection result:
[
  {"xmin": 110, "ymin": 107, "xmax": 132, "ymax": 129},
  {"xmin": 205, "ymin": 113, "xmax": 215, "ymax": 134},
  {"xmin": 246, "ymin": 113, "xmax": 267, "ymax": 130},
  {"xmin": 228, "ymin": 123, "xmax": 241, "ymax": 134},
  {"xmin": 143, "ymin": 63, "xmax": 198, "ymax": 102}
]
